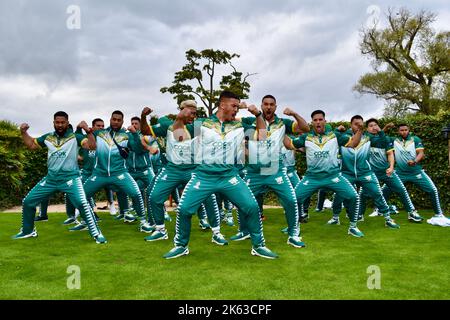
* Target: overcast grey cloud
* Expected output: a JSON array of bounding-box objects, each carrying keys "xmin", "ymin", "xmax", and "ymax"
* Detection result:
[{"xmin": 0, "ymin": 0, "xmax": 449, "ymax": 135}]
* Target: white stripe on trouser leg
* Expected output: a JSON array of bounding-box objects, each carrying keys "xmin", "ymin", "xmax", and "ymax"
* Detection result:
[
  {"xmin": 148, "ymin": 167, "xmax": 166, "ymax": 225},
  {"xmin": 421, "ymin": 170, "xmax": 443, "ymax": 215},
  {"xmin": 393, "ymin": 172, "xmax": 415, "ymax": 211},
  {"xmin": 237, "ymin": 175, "xmax": 265, "ymax": 245},
  {"xmin": 126, "ymin": 173, "xmax": 145, "ymax": 217},
  {"xmin": 75, "ymin": 178, "xmax": 99, "ymax": 237},
  {"xmin": 282, "ymin": 169, "xmax": 299, "ymax": 237},
  {"xmin": 342, "ymin": 175, "xmax": 359, "ymax": 223},
  {"xmin": 174, "ymin": 173, "xmax": 197, "ymax": 246}
]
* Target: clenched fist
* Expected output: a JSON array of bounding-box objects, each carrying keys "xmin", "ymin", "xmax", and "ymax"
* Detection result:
[
  {"xmin": 247, "ymin": 104, "xmax": 259, "ymax": 116},
  {"xmin": 20, "ymin": 123, "xmax": 29, "ymax": 133},
  {"xmin": 141, "ymin": 107, "xmax": 153, "ymax": 116},
  {"xmin": 283, "ymin": 108, "xmax": 296, "ymax": 117}
]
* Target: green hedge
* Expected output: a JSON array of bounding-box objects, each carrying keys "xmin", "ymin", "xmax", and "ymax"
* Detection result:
[{"xmin": 1, "ymin": 112, "xmax": 450, "ymax": 213}]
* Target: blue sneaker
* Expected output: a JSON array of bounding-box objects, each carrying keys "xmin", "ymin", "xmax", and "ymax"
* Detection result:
[
  {"xmin": 34, "ymin": 215, "xmax": 48, "ymax": 222},
  {"xmin": 212, "ymin": 233, "xmax": 229, "ymax": 246},
  {"xmin": 114, "ymin": 213, "xmax": 125, "ymax": 221},
  {"xmin": 251, "ymin": 246, "xmax": 278, "ymax": 259},
  {"xmin": 348, "ymin": 226, "xmax": 364, "ymax": 238},
  {"xmin": 199, "ymin": 218, "xmax": 211, "ymax": 230},
  {"xmin": 62, "ymin": 217, "xmax": 77, "ymax": 225},
  {"xmin": 385, "ymin": 218, "xmax": 400, "ymax": 229},
  {"xmin": 145, "ymin": 229, "xmax": 169, "ymax": 242},
  {"xmin": 69, "ymin": 222, "xmax": 88, "ymax": 231},
  {"xmin": 408, "ymin": 210, "xmax": 423, "ymax": 223},
  {"xmin": 225, "ymin": 213, "xmax": 235, "ymax": 227},
  {"xmin": 163, "ymin": 246, "xmax": 189, "ymax": 259},
  {"xmin": 94, "ymin": 234, "xmax": 107, "ymax": 244},
  {"xmin": 139, "ymin": 221, "xmax": 155, "ymax": 233},
  {"xmin": 287, "ymin": 236, "xmax": 306, "ymax": 248},
  {"xmin": 124, "ymin": 213, "xmax": 137, "ymax": 223},
  {"xmin": 327, "ymin": 217, "xmax": 340, "ymax": 225},
  {"xmin": 230, "ymin": 231, "xmax": 250, "ymax": 241},
  {"xmin": 299, "ymin": 214, "xmax": 309, "ymax": 223},
  {"xmin": 12, "ymin": 229, "xmax": 38, "ymax": 239}
]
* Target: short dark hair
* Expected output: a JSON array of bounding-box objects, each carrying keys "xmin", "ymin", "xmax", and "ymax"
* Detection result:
[
  {"xmin": 398, "ymin": 123, "xmax": 409, "ymax": 128},
  {"xmin": 365, "ymin": 118, "xmax": 379, "ymax": 126},
  {"xmin": 351, "ymin": 115, "xmax": 364, "ymax": 123},
  {"xmin": 218, "ymin": 90, "xmax": 240, "ymax": 104},
  {"xmin": 92, "ymin": 118, "xmax": 104, "ymax": 127},
  {"xmin": 311, "ymin": 110, "xmax": 325, "ymax": 119},
  {"xmin": 54, "ymin": 111, "xmax": 68, "ymax": 120},
  {"xmin": 262, "ymin": 95, "xmax": 276, "ymax": 103},
  {"xmin": 112, "ymin": 110, "xmax": 124, "ymax": 119},
  {"xmin": 131, "ymin": 116, "xmax": 140, "ymax": 122}
]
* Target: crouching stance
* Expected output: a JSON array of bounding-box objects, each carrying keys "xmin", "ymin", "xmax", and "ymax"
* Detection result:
[{"xmin": 13, "ymin": 111, "xmax": 106, "ymax": 244}]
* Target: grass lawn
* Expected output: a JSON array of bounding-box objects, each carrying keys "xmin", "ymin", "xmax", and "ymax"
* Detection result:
[{"xmin": 0, "ymin": 208, "xmax": 449, "ymax": 300}]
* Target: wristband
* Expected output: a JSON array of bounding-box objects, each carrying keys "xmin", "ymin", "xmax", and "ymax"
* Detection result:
[{"xmin": 256, "ymin": 111, "xmax": 262, "ymax": 117}]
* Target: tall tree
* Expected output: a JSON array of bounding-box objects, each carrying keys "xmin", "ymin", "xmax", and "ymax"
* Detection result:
[
  {"xmin": 354, "ymin": 8, "xmax": 450, "ymax": 116},
  {"xmin": 161, "ymin": 49, "xmax": 254, "ymax": 116}
]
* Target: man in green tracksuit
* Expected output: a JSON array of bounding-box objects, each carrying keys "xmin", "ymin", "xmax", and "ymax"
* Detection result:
[
  {"xmin": 331, "ymin": 115, "xmax": 399, "ymax": 228},
  {"xmin": 81, "ymin": 110, "xmax": 153, "ymax": 234},
  {"xmin": 287, "ymin": 110, "xmax": 365, "ymax": 237},
  {"xmin": 115, "ymin": 116, "xmax": 156, "ymax": 224},
  {"xmin": 362, "ymin": 119, "xmax": 423, "ymax": 222},
  {"xmin": 13, "ymin": 111, "xmax": 106, "ymax": 243},
  {"xmin": 66, "ymin": 118, "xmax": 106, "ymax": 227},
  {"xmin": 383, "ymin": 124, "xmax": 447, "ymax": 220},
  {"xmin": 140, "ymin": 100, "xmax": 224, "ymax": 244},
  {"xmin": 162, "ymin": 91, "xmax": 278, "ymax": 259},
  {"xmin": 230, "ymin": 94, "xmax": 309, "ymax": 249}
]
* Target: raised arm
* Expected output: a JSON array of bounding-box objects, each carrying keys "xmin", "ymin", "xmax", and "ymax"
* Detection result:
[
  {"xmin": 20, "ymin": 123, "xmax": 39, "ymax": 150},
  {"xmin": 140, "ymin": 107, "xmax": 153, "ymax": 135},
  {"xmin": 247, "ymin": 104, "xmax": 266, "ymax": 140},
  {"xmin": 283, "ymin": 108, "xmax": 310, "ymax": 133},
  {"xmin": 347, "ymin": 123, "xmax": 363, "ymax": 148},
  {"xmin": 77, "ymin": 121, "xmax": 96, "ymax": 150}
]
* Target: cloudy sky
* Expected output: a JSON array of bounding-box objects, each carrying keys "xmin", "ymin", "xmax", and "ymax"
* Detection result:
[{"xmin": 1, "ymin": 0, "xmax": 449, "ymax": 135}]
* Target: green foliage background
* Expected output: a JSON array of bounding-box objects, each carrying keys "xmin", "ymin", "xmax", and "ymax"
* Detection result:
[{"xmin": 1, "ymin": 112, "xmax": 449, "ymax": 213}]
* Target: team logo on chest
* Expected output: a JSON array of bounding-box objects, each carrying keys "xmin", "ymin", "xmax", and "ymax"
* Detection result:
[
  {"xmin": 193, "ymin": 181, "xmax": 201, "ymax": 189},
  {"xmin": 66, "ymin": 180, "xmax": 74, "ymax": 187},
  {"xmin": 364, "ymin": 175, "xmax": 372, "ymax": 182},
  {"xmin": 275, "ymin": 177, "xmax": 284, "ymax": 185},
  {"xmin": 332, "ymin": 177, "xmax": 340, "ymax": 183},
  {"xmin": 228, "ymin": 177, "xmax": 239, "ymax": 186}
]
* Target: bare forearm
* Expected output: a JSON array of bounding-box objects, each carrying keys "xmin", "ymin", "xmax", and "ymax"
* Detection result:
[
  {"xmin": 21, "ymin": 132, "xmax": 38, "ymax": 150},
  {"xmin": 292, "ymin": 113, "xmax": 309, "ymax": 133},
  {"xmin": 86, "ymin": 132, "xmax": 96, "ymax": 150},
  {"xmin": 415, "ymin": 150, "xmax": 425, "ymax": 163},
  {"xmin": 140, "ymin": 113, "xmax": 151, "ymax": 135},
  {"xmin": 349, "ymin": 130, "xmax": 363, "ymax": 148},
  {"xmin": 387, "ymin": 151, "xmax": 395, "ymax": 169}
]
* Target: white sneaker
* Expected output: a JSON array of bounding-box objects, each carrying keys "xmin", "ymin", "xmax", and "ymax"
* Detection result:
[
  {"xmin": 369, "ymin": 209, "xmax": 382, "ymax": 217},
  {"xmin": 109, "ymin": 203, "xmax": 117, "ymax": 216},
  {"xmin": 323, "ymin": 199, "xmax": 333, "ymax": 209}
]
